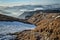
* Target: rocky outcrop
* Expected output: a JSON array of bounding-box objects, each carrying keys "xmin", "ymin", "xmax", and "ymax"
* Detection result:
[
  {"xmin": 34, "ymin": 13, "xmax": 60, "ymax": 40},
  {"xmin": 15, "ymin": 12, "xmax": 60, "ymax": 40}
]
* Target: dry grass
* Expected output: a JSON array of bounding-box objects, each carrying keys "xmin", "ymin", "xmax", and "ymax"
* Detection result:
[{"xmin": 15, "ymin": 13, "xmax": 60, "ymax": 40}]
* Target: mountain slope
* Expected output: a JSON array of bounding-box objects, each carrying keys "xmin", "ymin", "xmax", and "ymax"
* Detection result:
[
  {"xmin": 0, "ymin": 14, "xmax": 31, "ymax": 24},
  {"xmin": 15, "ymin": 12, "xmax": 60, "ymax": 40}
]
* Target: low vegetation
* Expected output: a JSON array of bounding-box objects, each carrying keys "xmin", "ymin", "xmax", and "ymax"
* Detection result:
[{"xmin": 15, "ymin": 13, "xmax": 60, "ymax": 40}]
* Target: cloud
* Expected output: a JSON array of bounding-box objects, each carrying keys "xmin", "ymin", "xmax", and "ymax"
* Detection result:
[
  {"xmin": 0, "ymin": 0, "xmax": 60, "ymax": 7},
  {"xmin": 0, "ymin": 2, "xmax": 40, "ymax": 7},
  {"xmin": 0, "ymin": 0, "xmax": 41, "ymax": 6}
]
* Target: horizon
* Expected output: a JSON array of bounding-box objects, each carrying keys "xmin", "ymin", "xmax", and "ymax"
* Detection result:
[{"xmin": 0, "ymin": 0, "xmax": 60, "ymax": 7}]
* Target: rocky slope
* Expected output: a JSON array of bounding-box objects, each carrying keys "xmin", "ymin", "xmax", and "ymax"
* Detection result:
[{"xmin": 15, "ymin": 12, "xmax": 60, "ymax": 40}]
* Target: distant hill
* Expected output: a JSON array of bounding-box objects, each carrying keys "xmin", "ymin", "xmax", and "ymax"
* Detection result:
[
  {"xmin": 0, "ymin": 14, "xmax": 19, "ymax": 21},
  {"xmin": 0, "ymin": 14, "xmax": 31, "ymax": 24},
  {"xmin": 18, "ymin": 11, "xmax": 39, "ymax": 19},
  {"xmin": 3, "ymin": 4, "xmax": 60, "ymax": 11},
  {"xmin": 0, "ymin": 4, "xmax": 60, "ymax": 19}
]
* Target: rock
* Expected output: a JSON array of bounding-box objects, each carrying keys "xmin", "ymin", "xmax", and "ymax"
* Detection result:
[{"xmin": 15, "ymin": 12, "xmax": 60, "ymax": 40}]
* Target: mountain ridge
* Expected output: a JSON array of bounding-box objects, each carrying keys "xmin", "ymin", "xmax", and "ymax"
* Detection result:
[{"xmin": 0, "ymin": 14, "xmax": 31, "ymax": 24}]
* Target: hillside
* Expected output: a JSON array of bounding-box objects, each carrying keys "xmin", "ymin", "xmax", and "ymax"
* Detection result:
[
  {"xmin": 15, "ymin": 12, "xmax": 60, "ymax": 40},
  {"xmin": 0, "ymin": 14, "xmax": 30, "ymax": 24}
]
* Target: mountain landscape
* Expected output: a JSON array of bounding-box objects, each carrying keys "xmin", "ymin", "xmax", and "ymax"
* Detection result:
[
  {"xmin": 0, "ymin": 4, "xmax": 60, "ymax": 19},
  {"xmin": 14, "ymin": 12, "xmax": 60, "ymax": 40},
  {"xmin": 0, "ymin": 4, "xmax": 60, "ymax": 40}
]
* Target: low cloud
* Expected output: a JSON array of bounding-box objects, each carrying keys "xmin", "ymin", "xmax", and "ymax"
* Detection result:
[{"xmin": 0, "ymin": 2, "xmax": 40, "ymax": 7}]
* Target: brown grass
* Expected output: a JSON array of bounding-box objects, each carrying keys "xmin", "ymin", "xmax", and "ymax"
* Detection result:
[{"xmin": 15, "ymin": 13, "xmax": 60, "ymax": 40}]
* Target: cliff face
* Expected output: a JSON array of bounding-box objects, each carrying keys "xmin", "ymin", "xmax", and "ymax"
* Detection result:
[{"xmin": 15, "ymin": 13, "xmax": 60, "ymax": 40}]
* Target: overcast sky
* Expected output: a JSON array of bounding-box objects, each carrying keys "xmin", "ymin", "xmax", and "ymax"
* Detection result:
[{"xmin": 0, "ymin": 0, "xmax": 60, "ymax": 6}]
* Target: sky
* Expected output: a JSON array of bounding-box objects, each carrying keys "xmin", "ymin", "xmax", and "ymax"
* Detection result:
[{"xmin": 0, "ymin": 0, "xmax": 60, "ymax": 6}]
